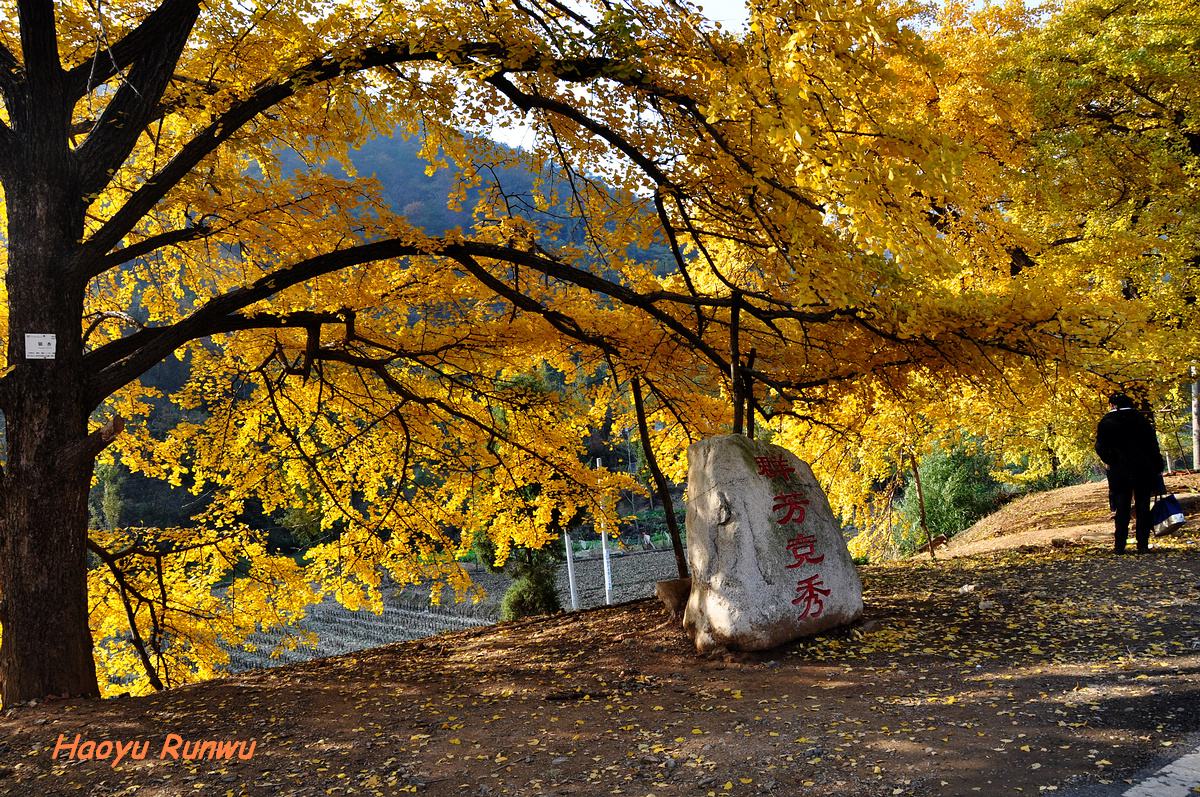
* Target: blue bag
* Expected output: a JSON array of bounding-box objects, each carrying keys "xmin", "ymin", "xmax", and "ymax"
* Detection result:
[{"xmin": 1151, "ymin": 494, "xmax": 1186, "ymax": 536}]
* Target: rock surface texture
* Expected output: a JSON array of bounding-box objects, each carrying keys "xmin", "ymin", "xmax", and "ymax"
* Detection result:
[{"xmin": 683, "ymin": 435, "xmax": 863, "ymax": 652}]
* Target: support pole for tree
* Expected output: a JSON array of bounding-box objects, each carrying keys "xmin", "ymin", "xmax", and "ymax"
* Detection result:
[
  {"xmin": 597, "ymin": 457, "xmax": 613, "ymax": 605},
  {"xmin": 909, "ymin": 451, "xmax": 936, "ymax": 560},
  {"xmin": 730, "ymin": 294, "xmax": 743, "ymax": 436},
  {"xmin": 564, "ymin": 531, "xmax": 579, "ymax": 610},
  {"xmin": 632, "ymin": 378, "xmax": 689, "ymax": 579}
]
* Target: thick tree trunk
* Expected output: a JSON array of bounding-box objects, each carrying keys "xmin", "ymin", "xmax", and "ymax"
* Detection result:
[
  {"xmin": 0, "ymin": 170, "xmax": 100, "ymax": 703},
  {"xmin": 0, "ymin": 437, "xmax": 99, "ymax": 704}
]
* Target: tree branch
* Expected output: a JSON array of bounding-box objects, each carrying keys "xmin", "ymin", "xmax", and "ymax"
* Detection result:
[
  {"xmin": 631, "ymin": 376, "xmax": 687, "ymax": 579},
  {"xmin": 62, "ymin": 414, "xmax": 126, "ymax": 465},
  {"xmin": 484, "ymin": 71, "xmax": 675, "ymax": 189},
  {"xmin": 17, "ymin": 0, "xmax": 63, "ymax": 89},
  {"xmin": 450, "ymin": 252, "xmax": 622, "ymax": 356},
  {"xmin": 0, "ymin": 121, "xmax": 17, "ymax": 178},
  {"xmin": 65, "ymin": 0, "xmax": 200, "ymax": 98},
  {"xmin": 96, "ymin": 222, "xmax": 216, "ymax": 271},
  {"xmin": 87, "ymin": 539, "xmax": 166, "ymax": 691},
  {"xmin": 71, "ymin": 41, "xmax": 648, "ymax": 279},
  {"xmin": 450, "ymin": 240, "xmax": 731, "ymax": 374},
  {"xmin": 71, "ymin": 42, "xmax": 444, "ymax": 278},
  {"xmin": 82, "ymin": 230, "xmax": 869, "ymax": 417},
  {"xmin": 0, "ymin": 42, "xmax": 23, "ymax": 113},
  {"xmin": 300, "ymin": 347, "xmax": 588, "ymax": 487},
  {"xmin": 83, "ymin": 310, "xmax": 144, "ymax": 344},
  {"xmin": 84, "ymin": 240, "xmax": 423, "ymax": 402},
  {"xmin": 74, "ymin": 1, "xmax": 201, "ymax": 197}
]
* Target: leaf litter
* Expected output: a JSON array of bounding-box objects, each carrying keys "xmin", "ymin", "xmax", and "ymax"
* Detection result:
[{"xmin": 2, "ymin": 483, "xmax": 1199, "ymax": 796}]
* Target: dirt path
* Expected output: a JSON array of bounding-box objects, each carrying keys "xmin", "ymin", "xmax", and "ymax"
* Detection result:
[
  {"xmin": 942, "ymin": 474, "xmax": 1200, "ymax": 558},
  {"xmin": 2, "ymin": 482, "xmax": 1199, "ymax": 797}
]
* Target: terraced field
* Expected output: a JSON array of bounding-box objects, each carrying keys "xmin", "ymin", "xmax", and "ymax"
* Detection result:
[{"xmin": 227, "ymin": 548, "xmax": 681, "ymax": 671}]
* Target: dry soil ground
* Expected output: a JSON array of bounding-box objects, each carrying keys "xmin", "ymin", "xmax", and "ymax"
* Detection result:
[{"xmin": 2, "ymin": 478, "xmax": 1199, "ymax": 797}]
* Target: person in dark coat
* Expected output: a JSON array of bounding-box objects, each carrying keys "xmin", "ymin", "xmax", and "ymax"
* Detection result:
[{"xmin": 1094, "ymin": 392, "xmax": 1165, "ymax": 553}]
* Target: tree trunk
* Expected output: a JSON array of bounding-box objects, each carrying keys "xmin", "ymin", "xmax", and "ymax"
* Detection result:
[
  {"xmin": 0, "ymin": 435, "xmax": 99, "ymax": 704},
  {"xmin": 908, "ymin": 452, "xmax": 936, "ymax": 561},
  {"xmin": 0, "ymin": 349, "xmax": 100, "ymax": 704},
  {"xmin": 0, "ymin": 170, "xmax": 101, "ymax": 704},
  {"xmin": 729, "ymin": 297, "xmax": 743, "ymax": 436}
]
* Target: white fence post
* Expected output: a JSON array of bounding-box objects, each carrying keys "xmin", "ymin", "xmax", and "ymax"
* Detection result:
[
  {"xmin": 598, "ymin": 457, "xmax": 613, "ymax": 605},
  {"xmin": 600, "ymin": 522, "xmax": 613, "ymax": 605},
  {"xmin": 564, "ymin": 531, "xmax": 579, "ymax": 610},
  {"xmin": 1192, "ymin": 367, "xmax": 1199, "ymax": 470}
]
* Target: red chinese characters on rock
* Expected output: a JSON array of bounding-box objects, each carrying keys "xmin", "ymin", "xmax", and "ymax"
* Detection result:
[
  {"xmin": 768, "ymin": 463, "xmax": 830, "ymax": 620},
  {"xmin": 784, "ymin": 532, "xmax": 824, "ymax": 568},
  {"xmin": 755, "ymin": 455, "xmax": 796, "ymax": 480},
  {"xmin": 772, "ymin": 492, "xmax": 810, "ymax": 525},
  {"xmin": 792, "ymin": 574, "xmax": 832, "ymax": 619}
]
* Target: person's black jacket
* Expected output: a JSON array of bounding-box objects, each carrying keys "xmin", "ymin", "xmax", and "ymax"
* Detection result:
[{"xmin": 1094, "ymin": 408, "xmax": 1163, "ymax": 484}]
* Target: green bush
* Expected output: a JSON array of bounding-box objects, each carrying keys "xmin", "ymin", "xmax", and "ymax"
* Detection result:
[
  {"xmin": 898, "ymin": 444, "xmax": 1005, "ymax": 554},
  {"xmin": 1021, "ymin": 464, "xmax": 1098, "ymax": 493},
  {"xmin": 474, "ymin": 536, "xmax": 563, "ymax": 621},
  {"xmin": 499, "ymin": 555, "xmax": 560, "ymax": 620},
  {"xmin": 634, "ymin": 507, "xmax": 686, "ymax": 540}
]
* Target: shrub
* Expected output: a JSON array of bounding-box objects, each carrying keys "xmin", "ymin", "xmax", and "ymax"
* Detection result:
[
  {"xmin": 499, "ymin": 555, "xmax": 561, "ymax": 620},
  {"xmin": 898, "ymin": 443, "xmax": 1005, "ymax": 554},
  {"xmin": 472, "ymin": 533, "xmax": 503, "ymax": 573},
  {"xmin": 1022, "ymin": 464, "xmax": 1099, "ymax": 493}
]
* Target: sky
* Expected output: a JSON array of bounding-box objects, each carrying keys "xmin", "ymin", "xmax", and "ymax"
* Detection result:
[
  {"xmin": 490, "ymin": 0, "xmax": 750, "ymax": 149},
  {"xmin": 697, "ymin": 0, "xmax": 750, "ymax": 29}
]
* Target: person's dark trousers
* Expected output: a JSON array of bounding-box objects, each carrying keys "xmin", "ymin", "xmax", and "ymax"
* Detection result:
[{"xmin": 1108, "ymin": 473, "xmax": 1154, "ymax": 552}]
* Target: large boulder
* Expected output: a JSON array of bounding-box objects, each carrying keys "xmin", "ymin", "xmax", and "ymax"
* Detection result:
[{"xmin": 683, "ymin": 434, "xmax": 863, "ymax": 652}]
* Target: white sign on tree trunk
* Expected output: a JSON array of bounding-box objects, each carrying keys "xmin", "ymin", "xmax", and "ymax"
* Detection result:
[{"xmin": 24, "ymin": 334, "xmax": 56, "ymax": 360}]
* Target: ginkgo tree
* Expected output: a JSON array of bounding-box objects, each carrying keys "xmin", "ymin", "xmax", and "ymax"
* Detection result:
[
  {"xmin": 808, "ymin": 0, "xmax": 1200, "ymax": 559},
  {"xmin": 0, "ymin": 0, "xmax": 1097, "ymax": 704},
  {"xmin": 911, "ymin": 0, "xmax": 1200, "ymax": 474},
  {"xmin": 1005, "ymin": 0, "xmax": 1200, "ymax": 425}
]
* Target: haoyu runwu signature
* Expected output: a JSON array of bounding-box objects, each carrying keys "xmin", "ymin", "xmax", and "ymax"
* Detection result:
[{"xmin": 52, "ymin": 733, "xmax": 257, "ymax": 767}]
